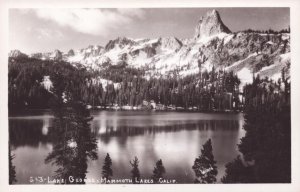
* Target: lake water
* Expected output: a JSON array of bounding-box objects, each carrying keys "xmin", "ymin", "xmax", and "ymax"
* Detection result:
[{"xmin": 9, "ymin": 110, "xmax": 245, "ymax": 184}]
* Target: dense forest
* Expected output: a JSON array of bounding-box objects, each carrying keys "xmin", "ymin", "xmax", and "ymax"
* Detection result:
[
  {"xmin": 222, "ymin": 71, "xmax": 291, "ymax": 183},
  {"xmin": 8, "ymin": 53, "xmax": 291, "ymax": 184},
  {"xmin": 8, "ymin": 57, "xmax": 240, "ymax": 112}
]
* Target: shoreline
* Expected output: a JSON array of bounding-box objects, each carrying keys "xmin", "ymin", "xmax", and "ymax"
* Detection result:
[{"xmin": 8, "ymin": 107, "xmax": 242, "ymax": 115}]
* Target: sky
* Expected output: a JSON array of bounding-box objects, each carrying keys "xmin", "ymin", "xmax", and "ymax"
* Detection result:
[{"xmin": 9, "ymin": 8, "xmax": 290, "ymax": 54}]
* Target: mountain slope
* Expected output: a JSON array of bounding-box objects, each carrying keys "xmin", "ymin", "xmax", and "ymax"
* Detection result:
[{"xmin": 9, "ymin": 10, "xmax": 290, "ymax": 86}]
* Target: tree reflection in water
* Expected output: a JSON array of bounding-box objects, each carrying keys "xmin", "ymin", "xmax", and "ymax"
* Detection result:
[
  {"xmin": 92, "ymin": 119, "xmax": 239, "ymax": 140},
  {"xmin": 45, "ymin": 101, "xmax": 98, "ymax": 184}
]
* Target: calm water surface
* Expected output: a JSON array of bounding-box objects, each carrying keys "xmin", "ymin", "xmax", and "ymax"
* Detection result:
[{"xmin": 9, "ymin": 110, "xmax": 245, "ymax": 184}]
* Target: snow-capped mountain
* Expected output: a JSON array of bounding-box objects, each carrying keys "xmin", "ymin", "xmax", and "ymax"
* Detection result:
[
  {"xmin": 9, "ymin": 9, "xmax": 290, "ymax": 85},
  {"xmin": 30, "ymin": 49, "xmax": 63, "ymax": 60}
]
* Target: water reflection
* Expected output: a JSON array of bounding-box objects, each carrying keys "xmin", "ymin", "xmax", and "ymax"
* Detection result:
[
  {"xmin": 44, "ymin": 103, "xmax": 98, "ymax": 184},
  {"xmin": 9, "ymin": 119, "xmax": 51, "ymax": 147},
  {"xmin": 92, "ymin": 119, "xmax": 239, "ymax": 137},
  {"xmin": 9, "ymin": 111, "xmax": 244, "ymax": 184}
]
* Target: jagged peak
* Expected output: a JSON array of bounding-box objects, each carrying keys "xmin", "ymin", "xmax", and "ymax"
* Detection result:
[
  {"xmin": 68, "ymin": 49, "xmax": 75, "ymax": 56},
  {"xmin": 51, "ymin": 49, "xmax": 63, "ymax": 60},
  {"xmin": 86, "ymin": 45, "xmax": 103, "ymax": 49},
  {"xmin": 79, "ymin": 45, "xmax": 104, "ymax": 58},
  {"xmin": 194, "ymin": 9, "xmax": 231, "ymax": 40},
  {"xmin": 116, "ymin": 36, "xmax": 133, "ymax": 41},
  {"xmin": 208, "ymin": 9, "xmax": 218, "ymax": 17},
  {"xmin": 53, "ymin": 49, "xmax": 62, "ymax": 53},
  {"xmin": 105, "ymin": 36, "xmax": 136, "ymax": 51},
  {"xmin": 9, "ymin": 50, "xmax": 28, "ymax": 58}
]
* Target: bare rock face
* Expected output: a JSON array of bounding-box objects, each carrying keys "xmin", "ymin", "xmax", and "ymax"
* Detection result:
[
  {"xmin": 67, "ymin": 49, "xmax": 75, "ymax": 56},
  {"xmin": 159, "ymin": 37, "xmax": 183, "ymax": 51},
  {"xmin": 194, "ymin": 9, "xmax": 231, "ymax": 39},
  {"xmin": 52, "ymin": 49, "xmax": 63, "ymax": 60},
  {"xmin": 105, "ymin": 37, "xmax": 136, "ymax": 51},
  {"xmin": 79, "ymin": 45, "xmax": 104, "ymax": 59}
]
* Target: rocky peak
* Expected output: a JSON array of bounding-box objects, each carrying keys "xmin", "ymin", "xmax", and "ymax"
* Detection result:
[
  {"xmin": 86, "ymin": 45, "xmax": 102, "ymax": 50},
  {"xmin": 67, "ymin": 49, "xmax": 75, "ymax": 56},
  {"xmin": 9, "ymin": 50, "xmax": 28, "ymax": 58},
  {"xmin": 194, "ymin": 9, "xmax": 231, "ymax": 40},
  {"xmin": 80, "ymin": 45, "xmax": 104, "ymax": 58},
  {"xmin": 105, "ymin": 37, "xmax": 136, "ymax": 51},
  {"xmin": 51, "ymin": 49, "xmax": 62, "ymax": 60}
]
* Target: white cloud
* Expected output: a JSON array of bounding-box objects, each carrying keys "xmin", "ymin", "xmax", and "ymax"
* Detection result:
[
  {"xmin": 34, "ymin": 8, "xmax": 145, "ymax": 36},
  {"xmin": 36, "ymin": 28, "xmax": 64, "ymax": 40},
  {"xmin": 117, "ymin": 8, "xmax": 145, "ymax": 18}
]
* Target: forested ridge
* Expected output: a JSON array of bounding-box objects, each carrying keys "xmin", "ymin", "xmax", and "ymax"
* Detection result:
[{"xmin": 8, "ymin": 56, "xmax": 241, "ymax": 112}]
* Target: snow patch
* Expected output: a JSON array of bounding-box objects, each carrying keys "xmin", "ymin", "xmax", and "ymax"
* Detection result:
[
  {"xmin": 271, "ymin": 72, "xmax": 282, "ymax": 81},
  {"xmin": 41, "ymin": 76, "xmax": 53, "ymax": 91},
  {"xmin": 225, "ymin": 53, "xmax": 257, "ymax": 71},
  {"xmin": 104, "ymin": 47, "xmax": 123, "ymax": 63},
  {"xmin": 68, "ymin": 54, "xmax": 85, "ymax": 63},
  {"xmin": 130, "ymin": 51, "xmax": 151, "ymax": 68},
  {"xmin": 224, "ymin": 34, "xmax": 234, "ymax": 44},
  {"xmin": 197, "ymin": 32, "xmax": 228, "ymax": 45},
  {"xmin": 237, "ymin": 68, "xmax": 253, "ymax": 89},
  {"xmin": 282, "ymin": 33, "xmax": 290, "ymax": 41},
  {"xmin": 260, "ymin": 64, "xmax": 277, "ymax": 73},
  {"xmin": 280, "ymin": 52, "xmax": 290, "ymax": 61}
]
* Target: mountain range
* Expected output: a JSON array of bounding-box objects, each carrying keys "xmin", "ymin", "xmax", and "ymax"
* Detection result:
[{"xmin": 9, "ymin": 9, "xmax": 290, "ymax": 86}]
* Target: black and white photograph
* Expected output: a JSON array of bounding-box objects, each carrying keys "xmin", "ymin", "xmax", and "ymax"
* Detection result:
[{"xmin": 1, "ymin": 0, "xmax": 300, "ymax": 192}]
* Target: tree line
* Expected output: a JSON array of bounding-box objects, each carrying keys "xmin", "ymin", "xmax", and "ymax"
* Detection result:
[
  {"xmin": 240, "ymin": 27, "xmax": 290, "ymax": 34},
  {"xmin": 9, "ymin": 56, "xmax": 240, "ymax": 112}
]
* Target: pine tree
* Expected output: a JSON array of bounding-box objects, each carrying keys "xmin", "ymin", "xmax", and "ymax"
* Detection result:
[
  {"xmin": 130, "ymin": 156, "xmax": 141, "ymax": 184},
  {"xmin": 192, "ymin": 139, "xmax": 218, "ymax": 183},
  {"xmin": 9, "ymin": 147, "xmax": 17, "ymax": 184},
  {"xmin": 102, "ymin": 153, "xmax": 113, "ymax": 181},
  {"xmin": 45, "ymin": 100, "xmax": 98, "ymax": 184},
  {"xmin": 152, "ymin": 159, "xmax": 166, "ymax": 183},
  {"xmin": 224, "ymin": 75, "xmax": 291, "ymax": 183},
  {"xmin": 221, "ymin": 155, "xmax": 255, "ymax": 183}
]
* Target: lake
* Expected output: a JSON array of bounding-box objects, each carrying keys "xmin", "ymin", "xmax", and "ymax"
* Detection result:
[{"xmin": 9, "ymin": 110, "xmax": 245, "ymax": 184}]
